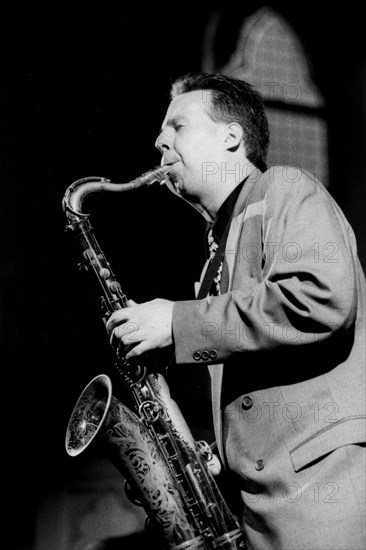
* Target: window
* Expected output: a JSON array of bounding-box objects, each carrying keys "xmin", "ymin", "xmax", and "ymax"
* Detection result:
[{"xmin": 204, "ymin": 7, "xmax": 328, "ymax": 185}]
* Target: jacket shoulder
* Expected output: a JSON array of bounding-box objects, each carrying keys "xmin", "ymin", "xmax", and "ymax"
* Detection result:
[{"xmin": 261, "ymin": 165, "xmax": 321, "ymax": 191}]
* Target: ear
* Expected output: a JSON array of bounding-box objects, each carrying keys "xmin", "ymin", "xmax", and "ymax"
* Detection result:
[{"xmin": 224, "ymin": 122, "xmax": 243, "ymax": 151}]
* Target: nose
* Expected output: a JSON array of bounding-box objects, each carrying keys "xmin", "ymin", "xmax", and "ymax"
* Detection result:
[{"xmin": 155, "ymin": 129, "xmax": 170, "ymax": 153}]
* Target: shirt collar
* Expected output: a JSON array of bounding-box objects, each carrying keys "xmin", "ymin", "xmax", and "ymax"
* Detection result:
[{"xmin": 210, "ymin": 177, "xmax": 248, "ymax": 243}]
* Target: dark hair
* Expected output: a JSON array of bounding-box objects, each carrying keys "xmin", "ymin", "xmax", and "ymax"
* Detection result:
[{"xmin": 171, "ymin": 73, "xmax": 269, "ymax": 172}]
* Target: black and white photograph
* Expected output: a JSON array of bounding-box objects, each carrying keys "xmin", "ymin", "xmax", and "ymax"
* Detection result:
[{"xmin": 1, "ymin": 3, "xmax": 365, "ymax": 549}]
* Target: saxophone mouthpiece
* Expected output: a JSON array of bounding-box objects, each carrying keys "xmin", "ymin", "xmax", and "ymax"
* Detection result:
[
  {"xmin": 134, "ymin": 165, "xmax": 171, "ymax": 187},
  {"xmin": 158, "ymin": 165, "xmax": 171, "ymax": 186}
]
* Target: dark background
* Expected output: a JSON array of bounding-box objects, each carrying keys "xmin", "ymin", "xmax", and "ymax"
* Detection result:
[{"xmin": 0, "ymin": 3, "xmax": 365, "ymax": 548}]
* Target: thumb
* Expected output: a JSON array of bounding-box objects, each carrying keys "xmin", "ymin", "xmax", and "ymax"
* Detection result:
[{"xmin": 207, "ymin": 453, "xmax": 222, "ymax": 476}]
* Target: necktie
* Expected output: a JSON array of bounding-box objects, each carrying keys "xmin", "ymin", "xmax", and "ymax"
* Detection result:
[
  {"xmin": 207, "ymin": 227, "xmax": 223, "ymax": 296},
  {"xmin": 207, "ymin": 227, "xmax": 218, "ymax": 261}
]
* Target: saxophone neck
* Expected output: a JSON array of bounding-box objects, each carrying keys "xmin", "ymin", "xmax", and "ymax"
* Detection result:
[
  {"xmin": 62, "ymin": 176, "xmax": 110, "ymax": 220},
  {"xmin": 62, "ymin": 165, "xmax": 170, "ymax": 220}
]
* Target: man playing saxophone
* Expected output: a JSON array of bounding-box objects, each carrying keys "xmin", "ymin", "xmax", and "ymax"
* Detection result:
[{"xmin": 106, "ymin": 73, "xmax": 366, "ymax": 550}]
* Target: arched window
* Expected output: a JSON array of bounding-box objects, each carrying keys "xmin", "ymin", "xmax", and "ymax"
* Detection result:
[{"xmin": 203, "ymin": 7, "xmax": 328, "ymax": 185}]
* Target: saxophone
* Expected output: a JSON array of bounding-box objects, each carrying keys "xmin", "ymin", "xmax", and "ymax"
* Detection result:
[{"xmin": 63, "ymin": 166, "xmax": 246, "ymax": 550}]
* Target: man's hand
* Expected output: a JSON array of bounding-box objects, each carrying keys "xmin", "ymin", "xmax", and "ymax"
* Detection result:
[
  {"xmin": 207, "ymin": 452, "xmax": 222, "ymax": 476},
  {"xmin": 106, "ymin": 298, "xmax": 175, "ymax": 359}
]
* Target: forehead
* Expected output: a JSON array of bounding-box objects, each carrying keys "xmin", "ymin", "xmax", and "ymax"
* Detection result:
[{"xmin": 163, "ymin": 90, "xmax": 213, "ymax": 123}]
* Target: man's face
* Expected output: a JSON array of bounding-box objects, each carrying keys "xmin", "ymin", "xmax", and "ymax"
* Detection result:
[{"xmin": 155, "ymin": 90, "xmax": 227, "ymax": 202}]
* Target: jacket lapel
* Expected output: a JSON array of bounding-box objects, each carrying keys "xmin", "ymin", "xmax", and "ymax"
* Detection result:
[{"xmin": 201, "ymin": 169, "xmax": 263, "ymax": 463}]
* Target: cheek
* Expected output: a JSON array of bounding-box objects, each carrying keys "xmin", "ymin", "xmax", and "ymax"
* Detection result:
[{"xmin": 178, "ymin": 134, "xmax": 217, "ymax": 165}]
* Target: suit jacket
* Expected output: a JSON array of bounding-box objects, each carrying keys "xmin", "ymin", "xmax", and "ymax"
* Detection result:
[{"xmin": 172, "ymin": 166, "xmax": 366, "ymax": 548}]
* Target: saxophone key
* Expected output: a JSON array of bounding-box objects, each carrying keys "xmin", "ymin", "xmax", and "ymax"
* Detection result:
[{"xmin": 99, "ymin": 267, "xmax": 111, "ymax": 279}]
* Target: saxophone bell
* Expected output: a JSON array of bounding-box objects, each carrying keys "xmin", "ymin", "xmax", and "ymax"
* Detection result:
[
  {"xmin": 65, "ymin": 374, "xmax": 112, "ymax": 457},
  {"xmin": 65, "ymin": 374, "xmax": 209, "ymax": 550}
]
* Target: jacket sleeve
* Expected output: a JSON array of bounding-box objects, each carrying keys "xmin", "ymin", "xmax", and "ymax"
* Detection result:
[{"xmin": 172, "ymin": 171, "xmax": 358, "ymax": 364}]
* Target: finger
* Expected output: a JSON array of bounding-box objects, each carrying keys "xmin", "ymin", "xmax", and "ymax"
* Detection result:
[
  {"xmin": 106, "ymin": 309, "xmax": 132, "ymax": 335},
  {"xmin": 117, "ymin": 340, "xmax": 135, "ymax": 360},
  {"xmin": 207, "ymin": 454, "xmax": 222, "ymax": 476},
  {"xmin": 125, "ymin": 341, "xmax": 149, "ymax": 360},
  {"xmin": 120, "ymin": 323, "xmax": 140, "ymax": 345},
  {"xmin": 110, "ymin": 322, "xmax": 140, "ymax": 348}
]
